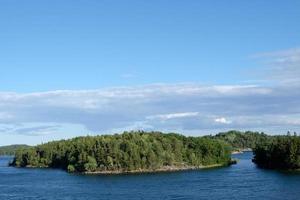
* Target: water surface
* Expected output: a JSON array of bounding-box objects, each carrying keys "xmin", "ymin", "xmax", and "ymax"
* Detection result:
[{"xmin": 1, "ymin": 152, "xmax": 300, "ymax": 200}]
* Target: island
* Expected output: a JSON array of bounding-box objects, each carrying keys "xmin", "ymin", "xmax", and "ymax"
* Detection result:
[
  {"xmin": 10, "ymin": 130, "xmax": 298, "ymax": 173},
  {"xmin": 10, "ymin": 131, "xmax": 234, "ymax": 174},
  {"xmin": 0, "ymin": 145, "xmax": 31, "ymax": 156},
  {"xmin": 253, "ymin": 134, "xmax": 300, "ymax": 170},
  {"xmin": 212, "ymin": 130, "xmax": 269, "ymax": 152}
]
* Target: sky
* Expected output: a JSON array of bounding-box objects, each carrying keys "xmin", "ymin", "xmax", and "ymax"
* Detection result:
[{"xmin": 0, "ymin": 0, "xmax": 300, "ymax": 145}]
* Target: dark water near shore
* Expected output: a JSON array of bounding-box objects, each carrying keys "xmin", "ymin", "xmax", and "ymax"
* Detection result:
[{"xmin": 1, "ymin": 152, "xmax": 300, "ymax": 200}]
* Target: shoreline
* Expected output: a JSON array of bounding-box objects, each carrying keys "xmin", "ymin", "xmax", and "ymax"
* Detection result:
[
  {"xmin": 231, "ymin": 148, "xmax": 252, "ymax": 154},
  {"xmin": 83, "ymin": 163, "xmax": 233, "ymax": 175},
  {"xmin": 13, "ymin": 162, "xmax": 235, "ymax": 175}
]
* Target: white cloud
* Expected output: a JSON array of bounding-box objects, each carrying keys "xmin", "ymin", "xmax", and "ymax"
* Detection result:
[
  {"xmin": 1, "ymin": 47, "xmax": 299, "ymax": 145},
  {"xmin": 3, "ymin": 45, "xmax": 300, "ymax": 141},
  {"xmin": 0, "ymin": 112, "xmax": 13, "ymax": 121},
  {"xmin": 147, "ymin": 112, "xmax": 199, "ymax": 120},
  {"xmin": 215, "ymin": 117, "xmax": 232, "ymax": 124},
  {"xmin": 0, "ymin": 81, "xmax": 299, "ymax": 141}
]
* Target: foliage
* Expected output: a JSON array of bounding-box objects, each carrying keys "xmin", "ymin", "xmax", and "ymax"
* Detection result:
[
  {"xmin": 253, "ymin": 135, "xmax": 300, "ymax": 170},
  {"xmin": 212, "ymin": 130, "xmax": 270, "ymax": 150},
  {"xmin": 11, "ymin": 131, "xmax": 232, "ymax": 173},
  {"xmin": 0, "ymin": 145, "xmax": 31, "ymax": 155},
  {"xmin": 67, "ymin": 164, "xmax": 75, "ymax": 173}
]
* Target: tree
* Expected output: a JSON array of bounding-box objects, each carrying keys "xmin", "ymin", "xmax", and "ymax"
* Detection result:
[
  {"xmin": 67, "ymin": 165, "xmax": 75, "ymax": 173},
  {"xmin": 11, "ymin": 131, "xmax": 232, "ymax": 173},
  {"xmin": 84, "ymin": 156, "xmax": 97, "ymax": 172},
  {"xmin": 253, "ymin": 135, "xmax": 300, "ymax": 170}
]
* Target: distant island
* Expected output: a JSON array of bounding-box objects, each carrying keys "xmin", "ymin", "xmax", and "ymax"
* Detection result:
[
  {"xmin": 10, "ymin": 131, "xmax": 234, "ymax": 174},
  {"xmin": 210, "ymin": 130, "xmax": 270, "ymax": 152},
  {"xmin": 0, "ymin": 145, "xmax": 31, "ymax": 156}
]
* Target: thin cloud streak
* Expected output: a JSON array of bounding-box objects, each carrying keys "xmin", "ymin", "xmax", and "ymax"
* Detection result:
[
  {"xmin": 146, "ymin": 112, "xmax": 199, "ymax": 120},
  {"xmin": 255, "ymin": 47, "xmax": 300, "ymax": 84}
]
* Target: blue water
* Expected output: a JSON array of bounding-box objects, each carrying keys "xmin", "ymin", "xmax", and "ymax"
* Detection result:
[{"xmin": 1, "ymin": 152, "xmax": 300, "ymax": 200}]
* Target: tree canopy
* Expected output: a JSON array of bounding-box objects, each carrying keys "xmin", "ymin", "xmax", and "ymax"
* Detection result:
[
  {"xmin": 0, "ymin": 145, "xmax": 31, "ymax": 156},
  {"xmin": 253, "ymin": 135, "xmax": 300, "ymax": 170},
  {"xmin": 11, "ymin": 131, "xmax": 232, "ymax": 173},
  {"xmin": 212, "ymin": 130, "xmax": 270, "ymax": 150}
]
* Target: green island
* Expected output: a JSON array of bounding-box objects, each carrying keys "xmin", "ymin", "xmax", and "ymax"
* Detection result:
[
  {"xmin": 213, "ymin": 131, "xmax": 300, "ymax": 170},
  {"xmin": 9, "ymin": 130, "xmax": 300, "ymax": 173},
  {"xmin": 253, "ymin": 134, "xmax": 300, "ymax": 170},
  {"xmin": 208, "ymin": 130, "xmax": 269, "ymax": 152},
  {"xmin": 0, "ymin": 145, "xmax": 31, "ymax": 156},
  {"xmin": 10, "ymin": 131, "xmax": 234, "ymax": 174}
]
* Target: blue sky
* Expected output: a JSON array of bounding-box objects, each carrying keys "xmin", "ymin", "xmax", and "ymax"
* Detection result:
[
  {"xmin": 0, "ymin": 1, "xmax": 300, "ymax": 145},
  {"xmin": 1, "ymin": 0, "xmax": 300, "ymax": 91}
]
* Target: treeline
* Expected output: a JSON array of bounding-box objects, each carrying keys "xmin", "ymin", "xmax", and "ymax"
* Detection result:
[
  {"xmin": 212, "ymin": 131, "xmax": 300, "ymax": 170},
  {"xmin": 210, "ymin": 130, "xmax": 270, "ymax": 150},
  {"xmin": 253, "ymin": 135, "xmax": 300, "ymax": 170},
  {"xmin": 4, "ymin": 131, "xmax": 268, "ymax": 157},
  {"xmin": 0, "ymin": 145, "xmax": 30, "ymax": 155},
  {"xmin": 11, "ymin": 131, "xmax": 232, "ymax": 173}
]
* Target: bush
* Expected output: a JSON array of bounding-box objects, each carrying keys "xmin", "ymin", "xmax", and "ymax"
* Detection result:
[
  {"xmin": 67, "ymin": 164, "xmax": 75, "ymax": 173},
  {"xmin": 84, "ymin": 156, "xmax": 97, "ymax": 172}
]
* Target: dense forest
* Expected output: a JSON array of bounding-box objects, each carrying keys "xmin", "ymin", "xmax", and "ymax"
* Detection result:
[
  {"xmin": 11, "ymin": 130, "xmax": 298, "ymax": 172},
  {"xmin": 3, "ymin": 131, "xmax": 267, "ymax": 156},
  {"xmin": 253, "ymin": 134, "xmax": 300, "ymax": 170},
  {"xmin": 0, "ymin": 145, "xmax": 30, "ymax": 155},
  {"xmin": 11, "ymin": 131, "xmax": 233, "ymax": 173},
  {"xmin": 212, "ymin": 130, "xmax": 270, "ymax": 150}
]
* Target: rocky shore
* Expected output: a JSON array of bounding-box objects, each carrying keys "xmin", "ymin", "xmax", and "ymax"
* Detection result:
[{"xmin": 83, "ymin": 163, "xmax": 235, "ymax": 175}]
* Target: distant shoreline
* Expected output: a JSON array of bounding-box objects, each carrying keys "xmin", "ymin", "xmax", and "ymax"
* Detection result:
[{"xmin": 231, "ymin": 148, "xmax": 252, "ymax": 154}]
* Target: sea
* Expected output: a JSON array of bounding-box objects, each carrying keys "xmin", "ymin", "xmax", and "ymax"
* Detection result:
[{"xmin": 1, "ymin": 152, "xmax": 300, "ymax": 200}]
